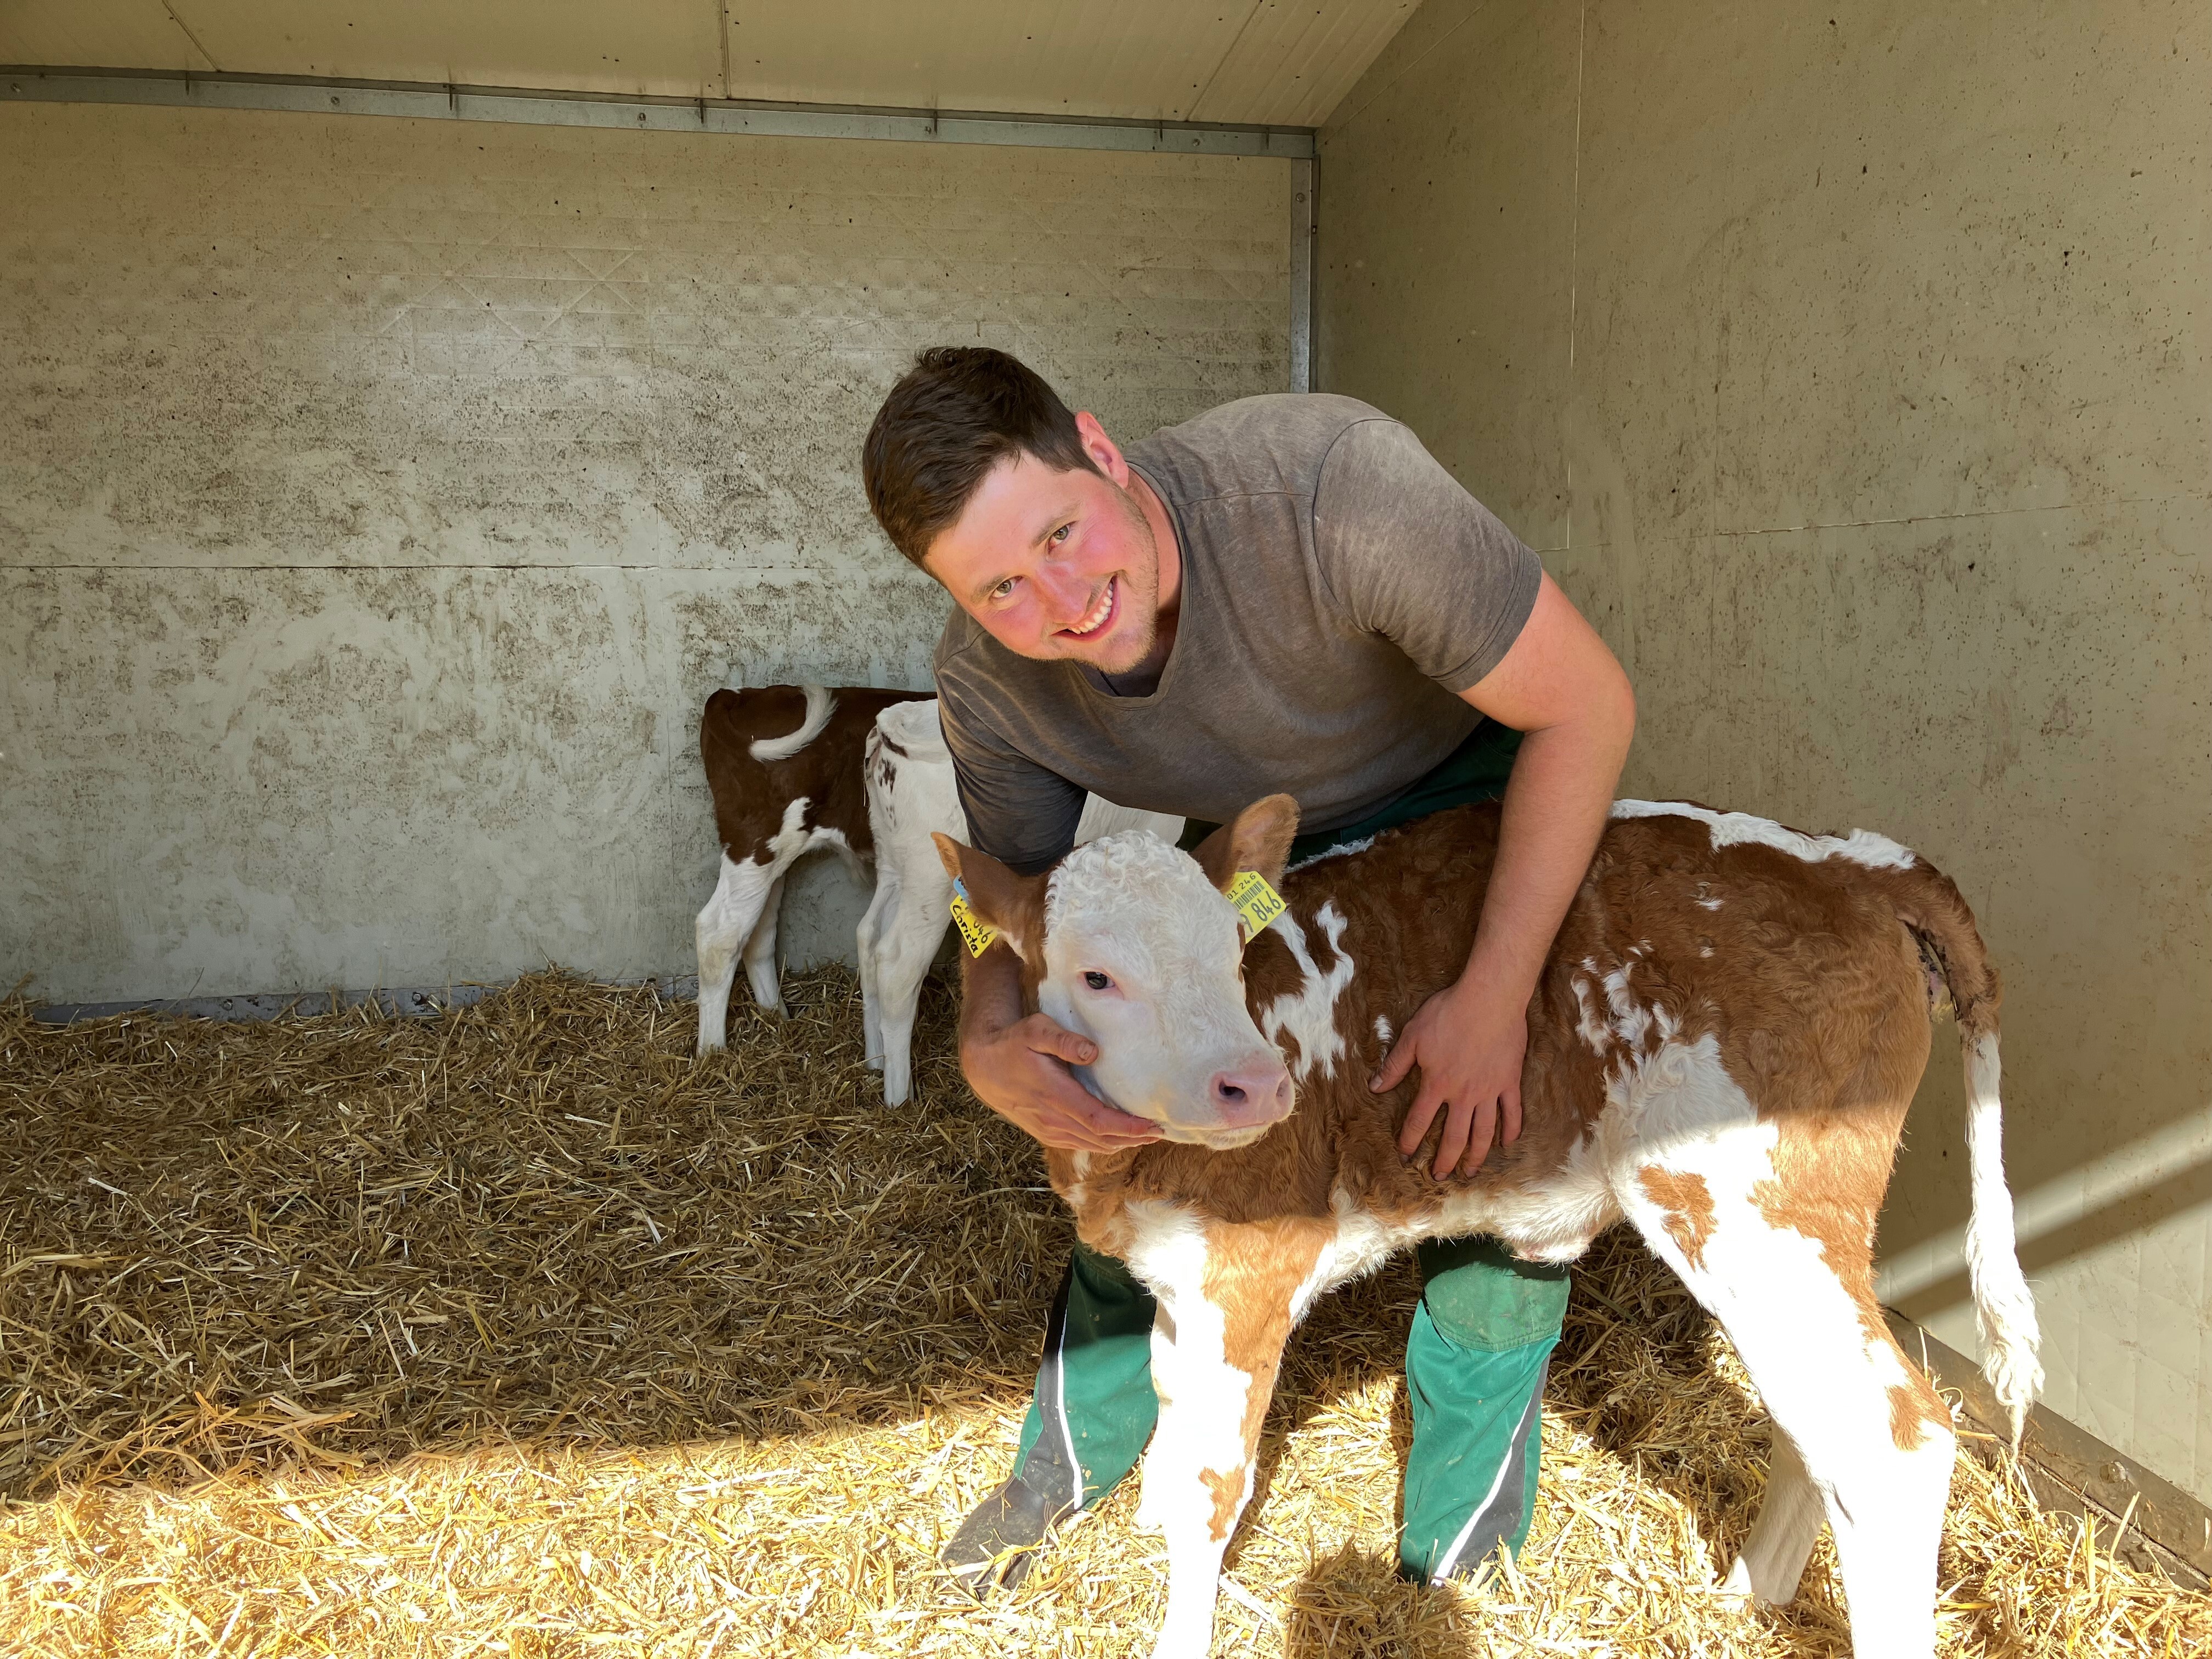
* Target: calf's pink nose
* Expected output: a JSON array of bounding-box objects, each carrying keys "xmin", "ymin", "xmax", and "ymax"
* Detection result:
[{"xmin": 1209, "ymin": 1062, "xmax": 1294, "ymax": 1126}]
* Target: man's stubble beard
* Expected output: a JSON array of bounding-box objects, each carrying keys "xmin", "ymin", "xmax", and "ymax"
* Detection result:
[{"xmin": 1085, "ymin": 478, "xmax": 1162, "ymax": 676}]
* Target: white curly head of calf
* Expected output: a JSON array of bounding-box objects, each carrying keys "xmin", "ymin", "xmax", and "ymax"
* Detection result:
[{"xmin": 931, "ymin": 794, "xmax": 1302, "ymax": 1150}]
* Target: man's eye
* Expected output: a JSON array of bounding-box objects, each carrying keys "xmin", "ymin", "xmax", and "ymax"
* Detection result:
[
  {"xmin": 1083, "ymin": 970, "xmax": 1113, "ymax": 991},
  {"xmin": 989, "ymin": 578, "xmax": 1017, "ymax": 601},
  {"xmin": 1050, "ymin": 523, "xmax": 1073, "ymax": 544}
]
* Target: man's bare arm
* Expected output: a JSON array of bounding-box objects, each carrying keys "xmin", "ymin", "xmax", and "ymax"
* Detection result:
[
  {"xmin": 1376, "ymin": 571, "xmax": 1635, "ymax": 1175},
  {"xmin": 959, "ymin": 941, "xmax": 1164, "ymax": 1153}
]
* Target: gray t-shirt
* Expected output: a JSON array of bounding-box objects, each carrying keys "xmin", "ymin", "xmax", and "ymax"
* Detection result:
[{"xmin": 934, "ymin": 393, "xmax": 1543, "ymax": 874}]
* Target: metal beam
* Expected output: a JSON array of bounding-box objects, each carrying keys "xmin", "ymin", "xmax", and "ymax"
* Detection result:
[
  {"xmin": 1289, "ymin": 156, "xmax": 1316, "ymax": 392},
  {"xmin": 0, "ymin": 67, "xmax": 1316, "ymax": 159}
]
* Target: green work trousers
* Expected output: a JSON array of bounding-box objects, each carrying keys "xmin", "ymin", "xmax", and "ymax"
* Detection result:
[
  {"xmin": 1010, "ymin": 1237, "xmax": 1568, "ymax": 1580},
  {"xmin": 1009, "ymin": 718, "xmax": 1571, "ymax": 1581}
]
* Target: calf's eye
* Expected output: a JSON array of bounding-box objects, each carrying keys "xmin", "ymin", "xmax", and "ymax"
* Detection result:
[{"xmin": 1083, "ymin": 970, "xmax": 1113, "ymax": 991}]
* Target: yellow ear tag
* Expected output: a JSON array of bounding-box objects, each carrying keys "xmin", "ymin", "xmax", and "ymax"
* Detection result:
[
  {"xmin": 1226, "ymin": 869, "xmax": 1286, "ymax": 947},
  {"xmin": 949, "ymin": 879, "xmax": 999, "ymax": 957}
]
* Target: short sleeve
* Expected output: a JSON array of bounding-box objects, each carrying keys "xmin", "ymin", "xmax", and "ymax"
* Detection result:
[
  {"xmin": 1311, "ymin": 419, "xmax": 1544, "ymax": 693},
  {"xmin": 935, "ymin": 676, "xmax": 1087, "ymax": 877}
]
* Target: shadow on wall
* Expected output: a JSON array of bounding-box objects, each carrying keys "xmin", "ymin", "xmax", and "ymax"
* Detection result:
[{"xmin": 1887, "ymin": 1132, "xmax": 2212, "ymax": 1329}]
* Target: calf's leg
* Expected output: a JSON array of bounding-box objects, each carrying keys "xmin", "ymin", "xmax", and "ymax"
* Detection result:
[
  {"xmin": 741, "ymin": 872, "xmax": 789, "ymax": 1017},
  {"xmin": 1132, "ymin": 1222, "xmax": 1319, "ymax": 1659},
  {"xmin": 1720, "ymin": 1429, "xmax": 1824, "ymax": 1606},
  {"xmin": 872, "ymin": 860, "xmax": 952, "ymax": 1108},
  {"xmin": 1622, "ymin": 1125, "xmax": 1954, "ymax": 1657},
  {"xmin": 695, "ymin": 853, "xmax": 777, "ymax": 1054},
  {"xmin": 856, "ymin": 873, "xmax": 893, "ymax": 1070}
]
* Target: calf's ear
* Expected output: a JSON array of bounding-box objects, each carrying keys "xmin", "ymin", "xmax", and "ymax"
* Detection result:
[
  {"xmin": 929, "ymin": 833, "xmax": 1046, "ymax": 956},
  {"xmin": 1191, "ymin": 793, "xmax": 1301, "ymax": 895}
]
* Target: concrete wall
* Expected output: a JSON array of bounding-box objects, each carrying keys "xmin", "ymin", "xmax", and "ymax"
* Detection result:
[
  {"xmin": 0, "ymin": 103, "xmax": 1294, "ymax": 1002},
  {"xmin": 1319, "ymin": 2, "xmax": 2210, "ymax": 1500}
]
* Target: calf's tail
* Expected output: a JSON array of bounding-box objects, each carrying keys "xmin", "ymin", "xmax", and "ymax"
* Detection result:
[
  {"xmin": 1886, "ymin": 862, "xmax": 2045, "ymax": 1446},
  {"xmin": 748, "ymin": 683, "xmax": 834, "ymax": 762}
]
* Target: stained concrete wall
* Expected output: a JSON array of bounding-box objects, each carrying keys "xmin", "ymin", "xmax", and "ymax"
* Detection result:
[
  {"xmin": 1319, "ymin": 2, "xmax": 2211, "ymax": 1501},
  {"xmin": 0, "ymin": 103, "xmax": 1294, "ymax": 1003}
]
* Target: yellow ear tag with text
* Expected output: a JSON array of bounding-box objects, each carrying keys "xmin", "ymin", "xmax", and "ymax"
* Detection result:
[
  {"xmin": 949, "ymin": 879, "xmax": 999, "ymax": 957},
  {"xmin": 1226, "ymin": 870, "xmax": 1286, "ymax": 947}
]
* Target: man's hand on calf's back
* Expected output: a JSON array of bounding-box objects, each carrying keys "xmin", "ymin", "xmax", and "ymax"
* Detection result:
[
  {"xmin": 1375, "ymin": 975, "xmax": 1529, "ymax": 1179},
  {"xmin": 961, "ymin": 1012, "xmax": 1164, "ymax": 1152}
]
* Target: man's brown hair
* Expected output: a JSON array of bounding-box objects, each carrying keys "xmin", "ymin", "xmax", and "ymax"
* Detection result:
[{"xmin": 862, "ymin": 347, "xmax": 1098, "ymax": 567}]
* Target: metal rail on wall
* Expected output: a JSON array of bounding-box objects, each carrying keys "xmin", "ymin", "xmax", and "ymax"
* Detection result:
[{"xmin": 4, "ymin": 66, "xmax": 1319, "ymax": 394}]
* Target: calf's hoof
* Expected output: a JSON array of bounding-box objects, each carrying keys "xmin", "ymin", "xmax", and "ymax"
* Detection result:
[{"xmin": 1718, "ymin": 1555, "xmax": 1790, "ymax": 1607}]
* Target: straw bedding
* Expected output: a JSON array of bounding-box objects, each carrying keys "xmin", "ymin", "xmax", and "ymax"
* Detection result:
[{"xmin": 1, "ymin": 969, "xmax": 2204, "ymax": 1656}]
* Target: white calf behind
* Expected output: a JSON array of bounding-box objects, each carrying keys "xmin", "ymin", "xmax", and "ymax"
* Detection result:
[{"xmin": 856, "ymin": 697, "xmax": 1181, "ymax": 1105}]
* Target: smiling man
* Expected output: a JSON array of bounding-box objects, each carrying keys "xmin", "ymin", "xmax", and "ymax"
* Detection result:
[{"xmin": 861, "ymin": 347, "xmax": 1634, "ymax": 1593}]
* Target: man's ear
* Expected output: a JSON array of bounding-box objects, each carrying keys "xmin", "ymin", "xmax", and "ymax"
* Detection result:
[
  {"xmin": 929, "ymin": 833, "xmax": 1046, "ymax": 956},
  {"xmin": 1190, "ymin": 794, "xmax": 1301, "ymax": 895}
]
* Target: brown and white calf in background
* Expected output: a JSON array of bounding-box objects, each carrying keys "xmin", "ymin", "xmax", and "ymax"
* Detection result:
[
  {"xmin": 696, "ymin": 687, "xmax": 1181, "ymax": 1081},
  {"xmin": 695, "ymin": 684, "xmax": 927, "ymax": 1051},
  {"xmin": 935, "ymin": 796, "xmax": 2041, "ymax": 1659}
]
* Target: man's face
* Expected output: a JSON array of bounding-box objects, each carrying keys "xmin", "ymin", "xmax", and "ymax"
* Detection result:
[{"xmin": 921, "ymin": 417, "xmax": 1162, "ymax": 674}]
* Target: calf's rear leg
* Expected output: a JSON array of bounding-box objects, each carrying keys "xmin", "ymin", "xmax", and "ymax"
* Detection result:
[
  {"xmin": 742, "ymin": 872, "xmax": 789, "ymax": 1018},
  {"xmin": 1621, "ymin": 1131, "xmax": 1954, "ymax": 1656},
  {"xmin": 1719, "ymin": 1425, "xmax": 1824, "ymax": 1606},
  {"xmin": 696, "ymin": 853, "xmax": 780, "ymax": 1054},
  {"xmin": 856, "ymin": 876, "xmax": 894, "ymax": 1071},
  {"xmin": 872, "ymin": 865, "xmax": 951, "ymax": 1108}
]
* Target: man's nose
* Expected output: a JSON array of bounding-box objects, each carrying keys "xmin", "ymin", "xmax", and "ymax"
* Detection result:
[{"xmin": 1035, "ymin": 566, "xmax": 1089, "ymax": 625}]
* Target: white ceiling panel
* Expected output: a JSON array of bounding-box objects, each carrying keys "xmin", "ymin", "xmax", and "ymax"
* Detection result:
[
  {"xmin": 1189, "ymin": 0, "xmax": 1419, "ymax": 126},
  {"xmin": 3, "ymin": 3, "xmax": 1418, "ymax": 126},
  {"xmin": 723, "ymin": 3, "xmax": 1249, "ymax": 122},
  {"xmin": 0, "ymin": 0, "xmax": 214, "ymax": 72},
  {"xmin": 724, "ymin": 2, "xmax": 1415, "ymax": 124},
  {"xmin": 160, "ymin": 2, "xmax": 725, "ymax": 97}
]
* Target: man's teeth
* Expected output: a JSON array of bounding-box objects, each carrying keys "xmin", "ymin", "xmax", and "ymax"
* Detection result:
[{"xmin": 1067, "ymin": 580, "xmax": 1114, "ymax": 636}]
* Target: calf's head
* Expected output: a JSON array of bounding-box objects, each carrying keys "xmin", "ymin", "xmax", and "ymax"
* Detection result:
[{"xmin": 933, "ymin": 795, "xmax": 1301, "ymax": 1148}]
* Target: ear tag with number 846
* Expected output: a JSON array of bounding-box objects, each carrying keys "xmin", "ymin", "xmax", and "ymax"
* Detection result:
[
  {"xmin": 949, "ymin": 877, "xmax": 999, "ymax": 958},
  {"xmin": 1227, "ymin": 870, "xmax": 1285, "ymax": 946}
]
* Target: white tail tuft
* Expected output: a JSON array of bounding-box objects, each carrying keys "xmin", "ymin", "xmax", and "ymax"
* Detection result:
[
  {"xmin": 1962, "ymin": 1031, "xmax": 2044, "ymax": 1446},
  {"xmin": 749, "ymin": 684, "xmax": 834, "ymax": 763}
]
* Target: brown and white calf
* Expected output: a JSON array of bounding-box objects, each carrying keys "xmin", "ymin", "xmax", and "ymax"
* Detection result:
[
  {"xmin": 934, "ymin": 795, "xmax": 2041, "ymax": 1659},
  {"xmin": 695, "ymin": 683, "xmax": 927, "ymax": 1050}
]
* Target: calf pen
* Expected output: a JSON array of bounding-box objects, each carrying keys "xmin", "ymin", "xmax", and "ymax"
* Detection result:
[{"xmin": 0, "ymin": 973, "xmax": 2204, "ymax": 1657}]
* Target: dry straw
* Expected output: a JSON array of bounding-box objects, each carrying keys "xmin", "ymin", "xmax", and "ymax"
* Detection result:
[{"xmin": 1, "ymin": 970, "xmax": 2204, "ymax": 1655}]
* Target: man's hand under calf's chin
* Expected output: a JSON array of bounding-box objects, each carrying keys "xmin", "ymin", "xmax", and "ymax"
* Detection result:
[{"xmin": 960, "ymin": 1012, "xmax": 1165, "ymax": 1154}]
